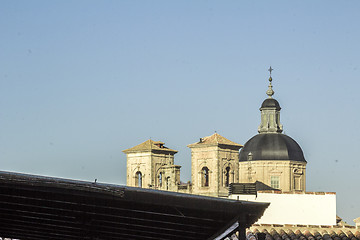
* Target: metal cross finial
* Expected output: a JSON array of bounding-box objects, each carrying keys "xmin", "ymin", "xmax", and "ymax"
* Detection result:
[
  {"xmin": 268, "ymin": 66, "xmax": 273, "ymax": 76},
  {"xmin": 266, "ymin": 66, "xmax": 274, "ymax": 98}
]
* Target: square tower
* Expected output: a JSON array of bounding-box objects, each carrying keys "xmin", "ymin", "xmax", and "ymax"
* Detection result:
[
  {"xmin": 188, "ymin": 133, "xmax": 242, "ymax": 197},
  {"xmin": 123, "ymin": 140, "xmax": 180, "ymax": 191}
]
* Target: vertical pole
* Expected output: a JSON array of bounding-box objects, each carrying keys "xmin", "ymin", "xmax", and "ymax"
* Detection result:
[{"xmin": 238, "ymin": 225, "xmax": 246, "ymax": 240}]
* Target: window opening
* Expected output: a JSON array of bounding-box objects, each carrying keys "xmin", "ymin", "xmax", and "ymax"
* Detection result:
[
  {"xmin": 166, "ymin": 177, "xmax": 170, "ymax": 190},
  {"xmin": 135, "ymin": 171, "xmax": 142, "ymax": 187},
  {"xmin": 202, "ymin": 167, "xmax": 209, "ymax": 187},
  {"xmin": 225, "ymin": 167, "xmax": 230, "ymax": 187},
  {"xmin": 294, "ymin": 176, "xmax": 300, "ymax": 190},
  {"xmin": 270, "ymin": 176, "xmax": 280, "ymax": 189},
  {"xmin": 158, "ymin": 172, "xmax": 162, "ymax": 187}
]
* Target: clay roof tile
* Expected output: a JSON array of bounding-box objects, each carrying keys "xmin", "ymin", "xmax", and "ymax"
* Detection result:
[
  {"xmin": 123, "ymin": 139, "xmax": 177, "ymax": 154},
  {"xmin": 187, "ymin": 133, "xmax": 243, "ymax": 148}
]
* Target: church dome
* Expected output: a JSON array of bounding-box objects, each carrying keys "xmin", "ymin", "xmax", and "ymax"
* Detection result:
[
  {"xmin": 239, "ymin": 133, "xmax": 306, "ymax": 162},
  {"xmin": 261, "ymin": 98, "xmax": 281, "ymax": 110}
]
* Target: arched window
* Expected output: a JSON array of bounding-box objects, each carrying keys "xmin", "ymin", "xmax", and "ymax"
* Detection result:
[
  {"xmin": 166, "ymin": 177, "xmax": 170, "ymax": 190},
  {"xmin": 225, "ymin": 167, "xmax": 230, "ymax": 187},
  {"xmin": 202, "ymin": 167, "xmax": 209, "ymax": 187},
  {"xmin": 158, "ymin": 172, "xmax": 163, "ymax": 187},
  {"xmin": 135, "ymin": 171, "xmax": 142, "ymax": 187}
]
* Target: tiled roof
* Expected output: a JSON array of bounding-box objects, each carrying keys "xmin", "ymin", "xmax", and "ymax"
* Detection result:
[
  {"xmin": 256, "ymin": 190, "xmax": 336, "ymax": 195},
  {"xmin": 246, "ymin": 225, "xmax": 360, "ymax": 240},
  {"xmin": 187, "ymin": 133, "xmax": 243, "ymax": 148},
  {"xmin": 123, "ymin": 139, "xmax": 178, "ymax": 153}
]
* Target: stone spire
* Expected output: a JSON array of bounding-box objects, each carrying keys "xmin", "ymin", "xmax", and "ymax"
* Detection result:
[{"xmin": 258, "ymin": 67, "xmax": 283, "ymax": 133}]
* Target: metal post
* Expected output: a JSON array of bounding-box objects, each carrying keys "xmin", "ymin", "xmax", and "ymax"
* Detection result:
[{"xmin": 238, "ymin": 225, "xmax": 246, "ymax": 240}]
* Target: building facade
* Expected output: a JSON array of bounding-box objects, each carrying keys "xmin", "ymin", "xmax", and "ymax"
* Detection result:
[
  {"xmin": 123, "ymin": 73, "xmax": 307, "ymax": 196},
  {"xmin": 123, "ymin": 139, "xmax": 181, "ymax": 191},
  {"xmin": 187, "ymin": 133, "xmax": 243, "ymax": 197},
  {"xmin": 238, "ymin": 75, "xmax": 307, "ymax": 192}
]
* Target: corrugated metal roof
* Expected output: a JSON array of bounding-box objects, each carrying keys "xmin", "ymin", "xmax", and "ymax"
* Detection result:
[{"xmin": 0, "ymin": 171, "xmax": 268, "ymax": 240}]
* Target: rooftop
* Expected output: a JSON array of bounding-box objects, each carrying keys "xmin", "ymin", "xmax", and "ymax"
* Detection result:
[
  {"xmin": 123, "ymin": 139, "xmax": 178, "ymax": 154},
  {"xmin": 247, "ymin": 225, "xmax": 360, "ymax": 240},
  {"xmin": 187, "ymin": 133, "xmax": 243, "ymax": 148},
  {"xmin": 0, "ymin": 170, "xmax": 269, "ymax": 240}
]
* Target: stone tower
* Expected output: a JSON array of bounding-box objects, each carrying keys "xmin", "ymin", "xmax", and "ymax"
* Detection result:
[
  {"xmin": 123, "ymin": 139, "xmax": 181, "ymax": 191},
  {"xmin": 188, "ymin": 133, "xmax": 243, "ymax": 197},
  {"xmin": 239, "ymin": 69, "xmax": 307, "ymax": 192}
]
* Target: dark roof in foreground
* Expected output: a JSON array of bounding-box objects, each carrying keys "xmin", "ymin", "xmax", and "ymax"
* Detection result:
[{"xmin": 0, "ymin": 171, "xmax": 269, "ymax": 240}]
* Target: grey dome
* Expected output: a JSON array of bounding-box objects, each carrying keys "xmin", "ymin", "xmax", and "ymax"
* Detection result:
[
  {"xmin": 239, "ymin": 133, "xmax": 306, "ymax": 162},
  {"xmin": 261, "ymin": 98, "xmax": 281, "ymax": 110}
]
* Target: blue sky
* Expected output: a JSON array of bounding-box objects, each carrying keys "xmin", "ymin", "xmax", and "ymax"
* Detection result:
[{"xmin": 1, "ymin": 1, "xmax": 359, "ymax": 224}]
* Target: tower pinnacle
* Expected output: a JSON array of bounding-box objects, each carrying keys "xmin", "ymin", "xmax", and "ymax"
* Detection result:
[{"xmin": 258, "ymin": 67, "xmax": 283, "ymax": 133}]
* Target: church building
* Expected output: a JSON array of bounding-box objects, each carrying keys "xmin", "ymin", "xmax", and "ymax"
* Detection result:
[
  {"xmin": 238, "ymin": 72, "xmax": 307, "ymax": 192},
  {"xmin": 123, "ymin": 70, "xmax": 307, "ymax": 197}
]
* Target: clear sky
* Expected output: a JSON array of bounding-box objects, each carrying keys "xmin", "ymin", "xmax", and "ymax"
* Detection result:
[{"xmin": 1, "ymin": 1, "xmax": 359, "ymax": 224}]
